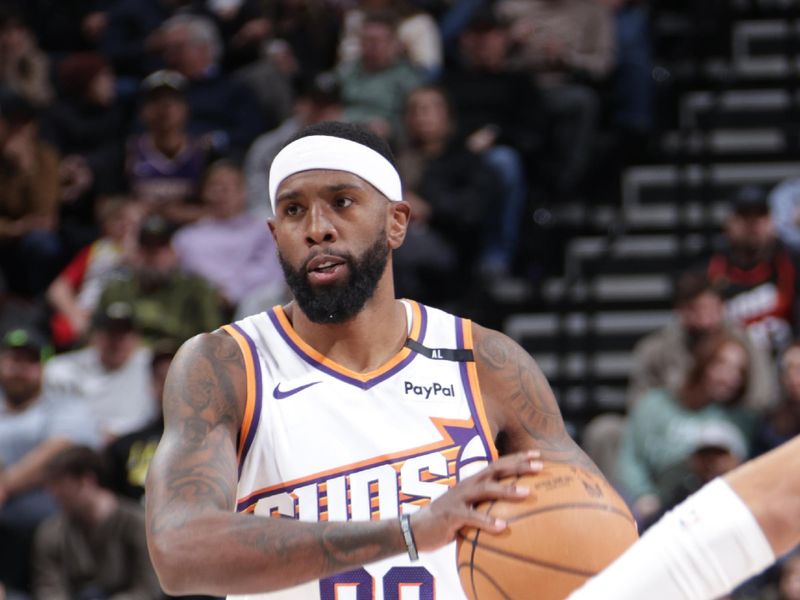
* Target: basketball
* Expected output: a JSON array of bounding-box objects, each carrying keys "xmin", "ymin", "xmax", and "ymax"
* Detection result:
[{"xmin": 457, "ymin": 463, "xmax": 639, "ymax": 600}]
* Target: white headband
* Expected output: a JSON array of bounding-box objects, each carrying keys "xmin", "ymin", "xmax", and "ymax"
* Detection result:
[{"xmin": 268, "ymin": 135, "xmax": 403, "ymax": 214}]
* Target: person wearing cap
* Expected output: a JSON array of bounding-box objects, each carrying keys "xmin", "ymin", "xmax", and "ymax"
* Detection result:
[
  {"xmin": 707, "ymin": 185, "xmax": 800, "ymax": 357},
  {"xmin": 144, "ymin": 121, "xmax": 599, "ymax": 598},
  {"xmin": 126, "ymin": 69, "xmax": 209, "ymax": 225},
  {"xmin": 43, "ymin": 301, "xmax": 157, "ymax": 444},
  {"xmin": 96, "ymin": 214, "xmax": 225, "ymax": 346},
  {"xmin": 617, "ymin": 330, "xmax": 758, "ymax": 527},
  {"xmin": 0, "ymin": 326, "xmax": 99, "ymax": 594}
]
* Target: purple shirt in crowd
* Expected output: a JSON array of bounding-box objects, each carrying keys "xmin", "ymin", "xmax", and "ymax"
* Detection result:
[{"xmin": 172, "ymin": 213, "xmax": 282, "ymax": 305}]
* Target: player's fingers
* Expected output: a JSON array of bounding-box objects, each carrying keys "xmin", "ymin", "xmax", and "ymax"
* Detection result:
[
  {"xmin": 460, "ymin": 508, "xmax": 509, "ymax": 534},
  {"xmin": 461, "ymin": 480, "xmax": 530, "ymax": 505},
  {"xmin": 481, "ymin": 452, "xmax": 544, "ymax": 481}
]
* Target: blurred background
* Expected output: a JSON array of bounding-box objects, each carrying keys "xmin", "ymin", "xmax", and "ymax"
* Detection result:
[{"xmin": 1, "ymin": 0, "xmax": 800, "ymax": 598}]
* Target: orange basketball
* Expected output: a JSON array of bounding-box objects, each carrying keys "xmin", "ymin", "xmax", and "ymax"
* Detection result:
[{"xmin": 457, "ymin": 463, "xmax": 638, "ymax": 600}]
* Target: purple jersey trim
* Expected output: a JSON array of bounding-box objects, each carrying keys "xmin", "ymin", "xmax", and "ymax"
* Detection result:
[{"xmin": 231, "ymin": 322, "xmax": 263, "ymax": 477}]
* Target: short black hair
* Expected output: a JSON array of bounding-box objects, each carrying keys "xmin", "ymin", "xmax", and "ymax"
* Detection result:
[
  {"xmin": 46, "ymin": 446, "xmax": 110, "ymax": 488},
  {"xmin": 284, "ymin": 121, "xmax": 398, "ymax": 172}
]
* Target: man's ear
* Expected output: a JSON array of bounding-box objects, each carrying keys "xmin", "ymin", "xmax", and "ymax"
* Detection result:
[
  {"xmin": 267, "ymin": 218, "xmax": 277, "ymax": 242},
  {"xmin": 387, "ymin": 201, "xmax": 410, "ymax": 249}
]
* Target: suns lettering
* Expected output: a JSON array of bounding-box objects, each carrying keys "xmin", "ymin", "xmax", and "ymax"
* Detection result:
[{"xmin": 252, "ymin": 439, "xmax": 488, "ymax": 522}]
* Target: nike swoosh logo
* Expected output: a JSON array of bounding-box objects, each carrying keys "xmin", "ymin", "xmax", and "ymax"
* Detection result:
[{"xmin": 273, "ymin": 381, "xmax": 322, "ymax": 399}]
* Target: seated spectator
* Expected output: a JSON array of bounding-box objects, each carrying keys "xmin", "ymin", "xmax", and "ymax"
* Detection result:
[
  {"xmin": 173, "ymin": 160, "xmax": 285, "ymax": 317},
  {"xmin": 0, "ymin": 88, "xmax": 62, "ymax": 298},
  {"xmin": 0, "ymin": 9, "xmax": 53, "ymax": 108},
  {"xmin": 45, "ymin": 52, "xmax": 129, "ymax": 206},
  {"xmin": 106, "ymin": 340, "xmax": 175, "ymax": 503},
  {"xmin": 394, "ymin": 85, "xmax": 501, "ymax": 307},
  {"xmin": 47, "ymin": 197, "xmax": 142, "ymax": 349},
  {"xmin": 755, "ymin": 342, "xmax": 800, "ymax": 455},
  {"xmin": 32, "ymin": 446, "xmax": 162, "ymax": 600},
  {"xmin": 244, "ymin": 72, "xmax": 342, "ymax": 220},
  {"xmin": 101, "ymin": 0, "xmax": 172, "ymax": 79},
  {"xmin": 338, "ymin": 0, "xmax": 443, "ymax": 77},
  {"xmin": 97, "ymin": 214, "xmax": 225, "ymax": 345},
  {"xmin": 707, "ymin": 185, "xmax": 799, "ymax": 357},
  {"xmin": 628, "ymin": 271, "xmax": 775, "ymax": 411},
  {"xmin": 0, "ymin": 327, "xmax": 98, "ymax": 595},
  {"xmin": 442, "ymin": 11, "xmax": 538, "ymax": 278},
  {"xmin": 158, "ymin": 13, "xmax": 264, "ymax": 156},
  {"xmin": 44, "ymin": 302, "xmax": 158, "ymax": 444},
  {"xmin": 337, "ymin": 11, "xmax": 424, "ymax": 141},
  {"xmin": 617, "ymin": 332, "xmax": 759, "ymax": 526},
  {"xmin": 127, "ymin": 70, "xmax": 209, "ymax": 224},
  {"xmin": 496, "ymin": 0, "xmax": 615, "ymax": 196}
]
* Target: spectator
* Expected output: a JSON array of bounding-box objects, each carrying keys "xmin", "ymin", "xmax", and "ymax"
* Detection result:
[
  {"xmin": 244, "ymin": 72, "xmax": 342, "ymax": 220},
  {"xmin": 442, "ymin": 11, "xmax": 538, "ymax": 278},
  {"xmin": 337, "ymin": 11, "xmax": 424, "ymax": 141},
  {"xmin": 106, "ymin": 341, "xmax": 175, "ymax": 503},
  {"xmin": 45, "ymin": 53, "xmax": 128, "ymax": 198},
  {"xmin": 394, "ymin": 85, "xmax": 500, "ymax": 306},
  {"xmin": 496, "ymin": 0, "xmax": 615, "ymax": 196},
  {"xmin": 173, "ymin": 160, "xmax": 285, "ymax": 317},
  {"xmin": 43, "ymin": 301, "xmax": 158, "ymax": 444},
  {"xmin": 0, "ymin": 327, "xmax": 98, "ymax": 595},
  {"xmin": 0, "ymin": 88, "xmax": 62, "ymax": 298},
  {"xmin": 338, "ymin": 0, "xmax": 443, "ymax": 77},
  {"xmin": 46, "ymin": 53, "xmax": 130, "ymax": 252},
  {"xmin": 206, "ymin": 0, "xmax": 271, "ymax": 72},
  {"xmin": 265, "ymin": 0, "xmax": 342, "ymax": 76},
  {"xmin": 755, "ymin": 342, "xmax": 800, "ymax": 455},
  {"xmin": 617, "ymin": 332, "xmax": 759, "ymax": 526},
  {"xmin": 127, "ymin": 70, "xmax": 209, "ymax": 224},
  {"xmin": 31, "ymin": 446, "xmax": 162, "ymax": 600},
  {"xmin": 0, "ymin": 9, "xmax": 53, "ymax": 108},
  {"xmin": 778, "ymin": 552, "xmax": 800, "ymax": 600},
  {"xmin": 47, "ymin": 197, "xmax": 142, "ymax": 349},
  {"xmin": 101, "ymin": 0, "xmax": 172, "ymax": 78},
  {"xmin": 96, "ymin": 214, "xmax": 225, "ymax": 345},
  {"xmin": 628, "ymin": 271, "xmax": 775, "ymax": 411},
  {"xmin": 158, "ymin": 13, "xmax": 264, "ymax": 156},
  {"xmin": 707, "ymin": 185, "xmax": 799, "ymax": 357}
]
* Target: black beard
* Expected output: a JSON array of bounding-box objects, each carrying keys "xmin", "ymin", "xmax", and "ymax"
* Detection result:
[{"xmin": 279, "ymin": 233, "xmax": 389, "ymax": 324}]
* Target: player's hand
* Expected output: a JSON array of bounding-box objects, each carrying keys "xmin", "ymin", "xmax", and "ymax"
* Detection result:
[{"xmin": 409, "ymin": 450, "xmax": 543, "ymax": 553}]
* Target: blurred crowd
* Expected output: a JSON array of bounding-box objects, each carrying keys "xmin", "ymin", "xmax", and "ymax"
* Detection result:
[{"xmin": 1, "ymin": 0, "xmax": 799, "ymax": 599}]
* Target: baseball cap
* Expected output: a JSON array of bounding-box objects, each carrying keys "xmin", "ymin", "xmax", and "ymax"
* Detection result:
[
  {"xmin": 92, "ymin": 301, "xmax": 137, "ymax": 332},
  {"xmin": 731, "ymin": 185, "xmax": 769, "ymax": 216},
  {"xmin": 140, "ymin": 69, "xmax": 187, "ymax": 99},
  {"xmin": 687, "ymin": 421, "xmax": 747, "ymax": 460},
  {"xmin": 1, "ymin": 327, "xmax": 52, "ymax": 361},
  {"xmin": 138, "ymin": 214, "xmax": 176, "ymax": 247}
]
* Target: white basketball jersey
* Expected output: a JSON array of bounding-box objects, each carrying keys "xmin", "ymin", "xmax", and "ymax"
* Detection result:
[{"xmin": 222, "ymin": 300, "xmax": 498, "ymax": 600}]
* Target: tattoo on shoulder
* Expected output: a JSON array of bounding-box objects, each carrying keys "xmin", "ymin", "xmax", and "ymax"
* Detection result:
[{"xmin": 476, "ymin": 328, "xmax": 600, "ymax": 475}]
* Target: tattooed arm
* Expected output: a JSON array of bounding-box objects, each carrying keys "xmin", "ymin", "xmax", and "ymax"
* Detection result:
[
  {"xmin": 473, "ymin": 324, "xmax": 602, "ymax": 475},
  {"xmin": 145, "ymin": 330, "xmax": 540, "ymax": 596},
  {"xmin": 144, "ymin": 330, "xmax": 408, "ymax": 595}
]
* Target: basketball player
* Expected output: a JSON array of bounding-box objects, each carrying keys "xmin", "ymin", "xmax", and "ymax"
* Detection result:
[
  {"xmin": 145, "ymin": 121, "xmax": 602, "ymax": 599},
  {"xmin": 569, "ymin": 434, "xmax": 800, "ymax": 600}
]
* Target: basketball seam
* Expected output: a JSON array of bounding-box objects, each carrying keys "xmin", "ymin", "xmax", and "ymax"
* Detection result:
[
  {"xmin": 468, "ymin": 563, "xmax": 514, "ymax": 600},
  {"xmin": 472, "ymin": 542, "xmax": 599, "ymax": 578},
  {"xmin": 504, "ymin": 501, "xmax": 636, "ymax": 525}
]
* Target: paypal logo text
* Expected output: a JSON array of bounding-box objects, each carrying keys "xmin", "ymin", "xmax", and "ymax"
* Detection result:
[{"xmin": 403, "ymin": 381, "xmax": 455, "ymax": 399}]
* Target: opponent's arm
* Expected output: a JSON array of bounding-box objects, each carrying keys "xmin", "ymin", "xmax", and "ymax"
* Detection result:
[
  {"xmin": 473, "ymin": 325, "xmax": 601, "ymax": 474},
  {"xmin": 146, "ymin": 330, "xmax": 540, "ymax": 596}
]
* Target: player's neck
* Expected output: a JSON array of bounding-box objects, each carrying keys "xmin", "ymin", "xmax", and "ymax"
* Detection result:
[{"xmin": 288, "ymin": 283, "xmax": 408, "ymax": 373}]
